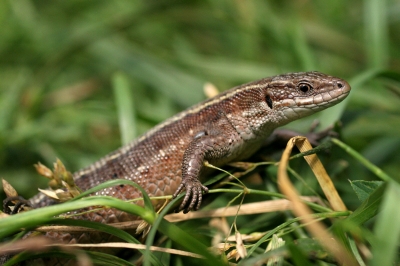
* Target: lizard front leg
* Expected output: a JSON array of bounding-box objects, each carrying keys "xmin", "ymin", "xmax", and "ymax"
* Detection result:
[{"xmin": 173, "ymin": 113, "xmax": 240, "ymax": 213}]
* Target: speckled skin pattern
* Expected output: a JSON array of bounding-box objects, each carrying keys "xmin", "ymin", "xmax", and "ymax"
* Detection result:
[{"xmin": 17, "ymin": 72, "xmax": 350, "ymax": 264}]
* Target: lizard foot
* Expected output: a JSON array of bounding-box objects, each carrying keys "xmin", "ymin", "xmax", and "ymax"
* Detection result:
[{"xmin": 172, "ymin": 178, "xmax": 208, "ymax": 213}]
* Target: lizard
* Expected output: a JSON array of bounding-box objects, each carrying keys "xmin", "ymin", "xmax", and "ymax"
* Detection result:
[{"xmin": 1, "ymin": 71, "xmax": 351, "ymax": 264}]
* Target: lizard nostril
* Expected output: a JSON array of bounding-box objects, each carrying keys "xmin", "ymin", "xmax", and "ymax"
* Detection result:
[{"xmin": 337, "ymin": 82, "xmax": 343, "ymax": 88}]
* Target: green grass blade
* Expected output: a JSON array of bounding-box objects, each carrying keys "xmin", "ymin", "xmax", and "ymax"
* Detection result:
[
  {"xmin": 112, "ymin": 72, "xmax": 137, "ymax": 145},
  {"xmin": 364, "ymin": 0, "xmax": 389, "ymax": 67},
  {"xmin": 332, "ymin": 138, "xmax": 394, "ymax": 182},
  {"xmin": 370, "ymin": 181, "xmax": 400, "ymax": 266}
]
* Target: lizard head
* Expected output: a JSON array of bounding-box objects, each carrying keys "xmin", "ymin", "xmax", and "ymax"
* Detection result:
[
  {"xmin": 222, "ymin": 71, "xmax": 351, "ymax": 139},
  {"xmin": 191, "ymin": 71, "xmax": 351, "ymax": 141},
  {"xmin": 263, "ymin": 71, "xmax": 351, "ymax": 124}
]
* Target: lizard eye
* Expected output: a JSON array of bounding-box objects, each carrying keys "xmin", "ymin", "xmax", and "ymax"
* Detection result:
[
  {"xmin": 265, "ymin": 94, "xmax": 273, "ymax": 109},
  {"xmin": 298, "ymin": 83, "xmax": 312, "ymax": 93}
]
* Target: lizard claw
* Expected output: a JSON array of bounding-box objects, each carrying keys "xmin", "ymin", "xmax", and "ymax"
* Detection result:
[{"xmin": 172, "ymin": 179, "xmax": 208, "ymax": 213}]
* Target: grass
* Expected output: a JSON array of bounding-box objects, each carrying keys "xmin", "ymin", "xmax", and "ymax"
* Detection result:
[{"xmin": 1, "ymin": 0, "xmax": 400, "ymax": 265}]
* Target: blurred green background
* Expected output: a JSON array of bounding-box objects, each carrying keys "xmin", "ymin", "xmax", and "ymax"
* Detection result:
[{"xmin": 0, "ymin": 0, "xmax": 399, "ymax": 207}]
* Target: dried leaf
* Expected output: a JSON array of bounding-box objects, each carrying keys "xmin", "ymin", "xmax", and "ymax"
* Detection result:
[
  {"xmin": 278, "ymin": 136, "xmax": 356, "ymax": 265},
  {"xmin": 226, "ymin": 249, "xmax": 239, "ymax": 261},
  {"xmin": 2, "ymin": 179, "xmax": 18, "ymax": 198},
  {"xmin": 227, "ymin": 232, "xmax": 265, "ymax": 242},
  {"xmin": 235, "ymin": 231, "xmax": 247, "ymax": 258},
  {"xmin": 203, "ymin": 82, "xmax": 219, "ymax": 98},
  {"xmin": 38, "ymin": 188, "xmax": 60, "ymax": 201},
  {"xmin": 34, "ymin": 162, "xmax": 53, "ymax": 179},
  {"xmin": 136, "ymin": 220, "xmax": 151, "ymax": 236},
  {"xmin": 228, "ymin": 161, "xmax": 255, "ymax": 170}
]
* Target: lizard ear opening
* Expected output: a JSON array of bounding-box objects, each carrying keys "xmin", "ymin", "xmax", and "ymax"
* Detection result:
[{"xmin": 265, "ymin": 94, "xmax": 273, "ymax": 109}]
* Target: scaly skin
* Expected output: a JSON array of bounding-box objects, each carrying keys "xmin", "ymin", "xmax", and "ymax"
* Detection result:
[{"xmin": 3, "ymin": 71, "xmax": 351, "ymax": 264}]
